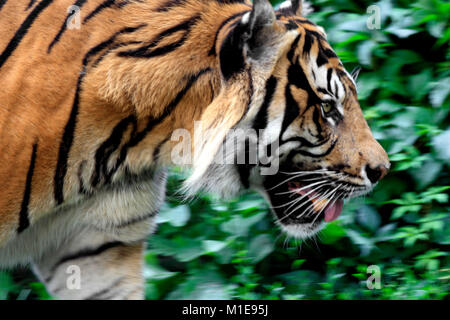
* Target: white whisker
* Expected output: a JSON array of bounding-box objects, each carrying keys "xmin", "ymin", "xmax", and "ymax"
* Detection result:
[
  {"xmin": 297, "ymin": 185, "xmax": 340, "ymax": 219},
  {"xmin": 275, "ymin": 179, "xmax": 328, "ymax": 196},
  {"xmin": 271, "ymin": 181, "xmax": 329, "ymax": 209},
  {"xmin": 278, "ymin": 186, "xmax": 330, "ymax": 223},
  {"xmin": 279, "ymin": 169, "xmax": 331, "ymax": 175},
  {"xmin": 312, "ymin": 189, "xmax": 343, "ymax": 225}
]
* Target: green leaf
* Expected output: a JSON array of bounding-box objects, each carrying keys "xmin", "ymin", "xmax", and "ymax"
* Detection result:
[
  {"xmin": 291, "ymin": 259, "xmax": 306, "ymax": 269},
  {"xmin": 356, "ymin": 205, "xmax": 381, "ymax": 231},
  {"xmin": 391, "ymin": 205, "xmax": 421, "ymax": 219},
  {"xmin": 248, "ymin": 234, "xmax": 275, "ymax": 263},
  {"xmin": 432, "ymin": 129, "xmax": 450, "ymax": 165},
  {"xmin": 410, "ymin": 159, "xmax": 443, "ymax": 189},
  {"xmin": 346, "ymin": 230, "xmax": 375, "ymax": 256},
  {"xmin": 235, "ymin": 199, "xmax": 266, "ymax": 213},
  {"xmin": 357, "ymin": 40, "xmax": 377, "ymax": 66},
  {"xmin": 143, "ymin": 265, "xmax": 178, "ymax": 281},
  {"xmin": 385, "ymin": 27, "xmax": 417, "ymax": 38},
  {"xmin": 429, "ymin": 78, "xmax": 450, "ymax": 107},
  {"xmin": 407, "ymin": 69, "xmax": 432, "ymax": 101},
  {"xmin": 166, "ymin": 270, "xmax": 231, "ymax": 300},
  {"xmin": 203, "ymin": 240, "xmax": 227, "ymax": 253},
  {"xmin": 156, "ymin": 205, "xmax": 190, "ymax": 227},
  {"xmin": 375, "ymin": 223, "xmax": 397, "ymax": 241},
  {"xmin": 0, "ymin": 272, "xmax": 16, "ymax": 299},
  {"xmin": 220, "ymin": 212, "xmax": 267, "ymax": 237},
  {"xmin": 320, "ymin": 222, "xmax": 347, "ymax": 244}
]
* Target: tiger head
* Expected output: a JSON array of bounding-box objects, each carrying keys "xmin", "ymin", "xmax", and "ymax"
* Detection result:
[{"xmin": 186, "ymin": 0, "xmax": 389, "ymax": 238}]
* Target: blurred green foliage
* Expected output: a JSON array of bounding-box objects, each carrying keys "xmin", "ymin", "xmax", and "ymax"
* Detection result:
[{"xmin": 1, "ymin": 0, "xmax": 449, "ymax": 300}]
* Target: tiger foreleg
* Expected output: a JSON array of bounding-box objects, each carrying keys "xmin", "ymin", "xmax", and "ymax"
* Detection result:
[{"xmin": 32, "ymin": 230, "xmax": 146, "ymax": 300}]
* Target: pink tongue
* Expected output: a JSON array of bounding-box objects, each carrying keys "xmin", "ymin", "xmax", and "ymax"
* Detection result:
[
  {"xmin": 324, "ymin": 200, "xmax": 344, "ymax": 222},
  {"xmin": 288, "ymin": 182, "xmax": 344, "ymax": 223}
]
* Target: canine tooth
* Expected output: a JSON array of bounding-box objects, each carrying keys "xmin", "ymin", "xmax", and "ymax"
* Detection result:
[{"xmin": 311, "ymin": 198, "xmax": 329, "ymax": 211}]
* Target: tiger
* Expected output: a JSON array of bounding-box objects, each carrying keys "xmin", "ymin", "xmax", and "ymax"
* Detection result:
[{"xmin": 0, "ymin": 0, "xmax": 389, "ymax": 299}]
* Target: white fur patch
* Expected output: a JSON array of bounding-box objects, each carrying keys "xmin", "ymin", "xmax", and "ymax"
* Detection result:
[
  {"xmin": 242, "ymin": 12, "xmax": 250, "ymax": 24},
  {"xmin": 279, "ymin": 1, "xmax": 292, "ymax": 10},
  {"xmin": 277, "ymin": 1, "xmax": 313, "ymax": 16},
  {"xmin": 278, "ymin": 221, "xmax": 323, "ymax": 239}
]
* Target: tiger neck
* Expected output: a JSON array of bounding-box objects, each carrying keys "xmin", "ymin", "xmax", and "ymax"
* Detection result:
[{"xmin": 85, "ymin": 0, "xmax": 252, "ymax": 174}]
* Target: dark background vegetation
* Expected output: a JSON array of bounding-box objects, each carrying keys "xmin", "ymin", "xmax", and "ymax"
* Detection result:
[{"xmin": 1, "ymin": 0, "xmax": 449, "ymax": 300}]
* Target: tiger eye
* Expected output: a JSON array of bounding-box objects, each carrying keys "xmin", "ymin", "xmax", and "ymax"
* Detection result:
[{"xmin": 322, "ymin": 103, "xmax": 333, "ymax": 113}]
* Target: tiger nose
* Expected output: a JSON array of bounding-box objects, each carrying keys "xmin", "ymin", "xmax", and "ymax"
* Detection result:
[{"xmin": 365, "ymin": 163, "xmax": 390, "ymax": 185}]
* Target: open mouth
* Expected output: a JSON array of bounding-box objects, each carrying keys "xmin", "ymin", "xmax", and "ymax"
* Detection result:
[
  {"xmin": 262, "ymin": 170, "xmax": 349, "ymax": 232},
  {"xmin": 287, "ymin": 182, "xmax": 344, "ymax": 223}
]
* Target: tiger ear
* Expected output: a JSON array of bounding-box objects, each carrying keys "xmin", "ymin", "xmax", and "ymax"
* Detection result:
[
  {"xmin": 244, "ymin": 0, "xmax": 276, "ymax": 37},
  {"xmin": 219, "ymin": 0, "xmax": 277, "ymax": 79},
  {"xmin": 283, "ymin": 0, "xmax": 312, "ymax": 16},
  {"xmin": 290, "ymin": 0, "xmax": 303, "ymax": 16}
]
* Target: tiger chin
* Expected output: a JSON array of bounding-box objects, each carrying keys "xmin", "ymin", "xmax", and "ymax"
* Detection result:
[{"xmin": 0, "ymin": 0, "xmax": 389, "ymax": 299}]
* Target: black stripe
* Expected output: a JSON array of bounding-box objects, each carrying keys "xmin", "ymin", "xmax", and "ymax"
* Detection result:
[
  {"xmin": 252, "ymin": 76, "xmax": 277, "ymax": 133},
  {"xmin": 327, "ymin": 68, "xmax": 333, "ymax": 93},
  {"xmin": 116, "ymin": 210, "xmax": 158, "ymax": 228},
  {"xmin": 282, "ymin": 136, "xmax": 329, "ymax": 149},
  {"xmin": 275, "ymin": 9, "xmax": 287, "ymax": 18},
  {"xmin": 216, "ymin": 0, "xmax": 246, "ymax": 3},
  {"xmin": 316, "ymin": 40, "xmax": 337, "ymax": 68},
  {"xmin": 54, "ymin": 72, "xmax": 83, "ymax": 204},
  {"xmin": 317, "ymin": 87, "xmax": 330, "ymax": 96},
  {"xmin": 284, "ymin": 19, "xmax": 298, "ymax": 30},
  {"xmin": 83, "ymin": 0, "xmax": 131, "ymax": 24},
  {"xmin": 289, "ymin": 63, "xmax": 321, "ymax": 110},
  {"xmin": 237, "ymin": 163, "xmax": 251, "ymax": 188},
  {"xmin": 208, "ymin": 11, "xmax": 248, "ymax": 56},
  {"xmin": 46, "ymin": 242, "xmax": 126, "ymax": 283},
  {"xmin": 47, "ymin": 0, "xmax": 88, "ymax": 53},
  {"xmin": 26, "ymin": 0, "xmax": 37, "ymax": 10},
  {"xmin": 287, "ymin": 34, "xmax": 301, "ymax": 63},
  {"xmin": 302, "ymin": 31, "xmax": 313, "ymax": 56},
  {"xmin": 91, "ymin": 115, "xmax": 136, "ymax": 187},
  {"xmin": 0, "ymin": 0, "xmax": 8, "ymax": 12},
  {"xmin": 219, "ymin": 17, "xmax": 249, "ymax": 80},
  {"xmin": 242, "ymin": 69, "xmax": 254, "ymax": 119},
  {"xmin": 295, "ymin": 138, "xmax": 337, "ymax": 158},
  {"xmin": 0, "ymin": 0, "xmax": 54, "ymax": 69},
  {"xmin": 312, "ymin": 106, "xmax": 323, "ymax": 140},
  {"xmin": 321, "ymin": 47, "xmax": 337, "ymax": 59},
  {"xmin": 118, "ymin": 15, "xmax": 201, "ymax": 58},
  {"xmin": 294, "ymin": 18, "xmax": 316, "ymax": 26},
  {"xmin": 109, "ymin": 68, "xmax": 212, "ymax": 174},
  {"xmin": 83, "ymin": 0, "xmax": 115, "ymax": 24},
  {"xmin": 85, "ymin": 277, "xmax": 125, "ymax": 300},
  {"xmin": 279, "ymin": 83, "xmax": 300, "ymax": 141},
  {"xmin": 152, "ymin": 135, "xmax": 171, "ymax": 161},
  {"xmin": 54, "ymin": 25, "xmax": 145, "ymax": 204},
  {"xmin": 156, "ymin": 0, "xmax": 186, "ymax": 12},
  {"xmin": 235, "ymin": 71, "xmax": 255, "ymax": 189},
  {"xmin": 77, "ymin": 160, "xmax": 90, "ymax": 195},
  {"xmin": 18, "ymin": 143, "xmax": 38, "ymax": 233},
  {"xmin": 280, "ymin": 61, "xmax": 320, "ymax": 140},
  {"xmin": 283, "ymin": 139, "xmax": 337, "ymax": 164},
  {"xmin": 306, "ymin": 30, "xmax": 326, "ymax": 41},
  {"xmin": 53, "ymin": 241, "xmax": 124, "ymax": 271},
  {"xmin": 236, "ymin": 139, "xmax": 253, "ymax": 189},
  {"xmin": 91, "ymin": 40, "xmax": 142, "ymax": 67},
  {"xmin": 316, "ymin": 48, "xmax": 328, "ymax": 67}
]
